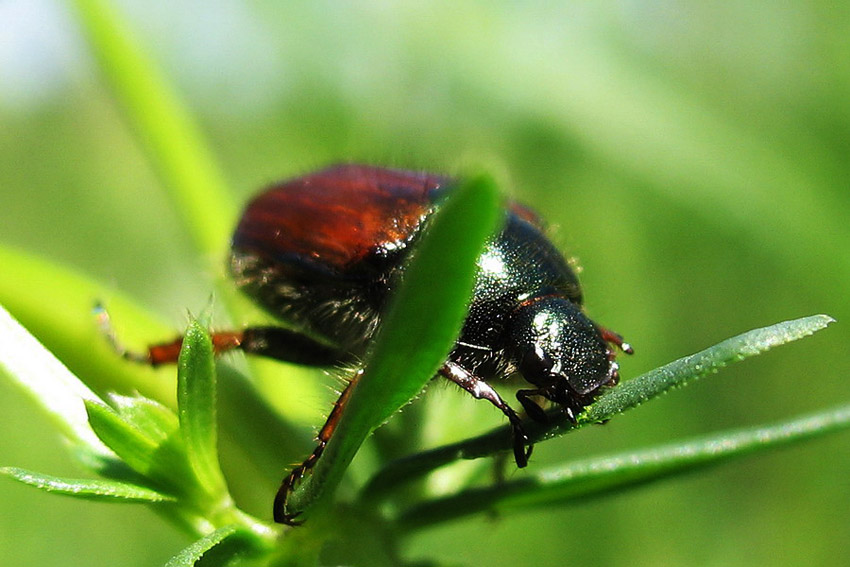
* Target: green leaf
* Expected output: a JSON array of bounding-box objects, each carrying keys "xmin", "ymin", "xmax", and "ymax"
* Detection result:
[
  {"xmin": 178, "ymin": 319, "xmax": 227, "ymax": 496},
  {"xmin": 363, "ymin": 314, "xmax": 835, "ymax": 497},
  {"xmin": 579, "ymin": 314, "xmax": 837, "ymax": 427},
  {"xmin": 110, "ymin": 394, "xmax": 183, "ymax": 442},
  {"xmin": 85, "ymin": 398, "xmax": 200, "ymax": 498},
  {"xmin": 0, "ymin": 303, "xmax": 111, "ymax": 456},
  {"xmin": 71, "ymin": 0, "xmax": 235, "ymax": 258},
  {"xmin": 85, "ymin": 399, "xmax": 177, "ymax": 476},
  {"xmin": 163, "ymin": 526, "xmax": 239, "ymax": 567},
  {"xmin": 284, "ymin": 173, "xmax": 503, "ymax": 520},
  {"xmin": 397, "ymin": 403, "xmax": 850, "ymax": 529},
  {"xmin": 0, "ymin": 466, "xmax": 174, "ymax": 503}
]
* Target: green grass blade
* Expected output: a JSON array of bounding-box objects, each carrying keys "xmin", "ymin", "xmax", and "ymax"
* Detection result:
[
  {"xmin": 0, "ymin": 303, "xmax": 110, "ymax": 456},
  {"xmin": 177, "ymin": 319, "xmax": 227, "ymax": 496},
  {"xmin": 0, "ymin": 467, "xmax": 175, "ymax": 503},
  {"xmin": 72, "ymin": 0, "xmax": 236, "ymax": 258},
  {"xmin": 283, "ymin": 173, "xmax": 503, "ymax": 520},
  {"xmin": 0, "ymin": 246, "xmax": 305, "ymax": 485},
  {"xmin": 397, "ymin": 403, "xmax": 850, "ymax": 530},
  {"xmin": 364, "ymin": 314, "xmax": 835, "ymax": 497}
]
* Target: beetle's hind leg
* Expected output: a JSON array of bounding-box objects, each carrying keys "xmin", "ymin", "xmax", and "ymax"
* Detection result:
[
  {"xmin": 96, "ymin": 303, "xmax": 346, "ymax": 366},
  {"xmin": 274, "ymin": 370, "xmax": 360, "ymax": 524},
  {"xmin": 439, "ymin": 361, "xmax": 532, "ymax": 468}
]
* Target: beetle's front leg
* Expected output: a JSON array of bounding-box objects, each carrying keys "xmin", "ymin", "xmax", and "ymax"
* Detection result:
[
  {"xmin": 516, "ymin": 389, "xmax": 549, "ymax": 424},
  {"xmin": 439, "ymin": 361, "xmax": 532, "ymax": 468}
]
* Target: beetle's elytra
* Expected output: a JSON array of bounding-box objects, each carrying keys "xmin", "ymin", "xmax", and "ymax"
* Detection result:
[{"xmin": 138, "ymin": 164, "xmax": 632, "ymax": 524}]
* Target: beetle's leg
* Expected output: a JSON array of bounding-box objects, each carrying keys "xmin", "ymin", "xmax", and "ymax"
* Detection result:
[
  {"xmin": 96, "ymin": 304, "xmax": 345, "ymax": 366},
  {"xmin": 141, "ymin": 327, "xmax": 343, "ymax": 366},
  {"xmin": 227, "ymin": 327, "xmax": 347, "ymax": 366},
  {"xmin": 597, "ymin": 325, "xmax": 634, "ymax": 355},
  {"xmin": 439, "ymin": 361, "xmax": 532, "ymax": 468},
  {"xmin": 273, "ymin": 370, "xmax": 360, "ymax": 525},
  {"xmin": 516, "ymin": 389, "xmax": 549, "ymax": 424}
]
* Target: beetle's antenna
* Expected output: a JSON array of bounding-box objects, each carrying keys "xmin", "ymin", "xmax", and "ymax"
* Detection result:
[{"xmin": 93, "ymin": 302, "xmax": 151, "ymax": 364}]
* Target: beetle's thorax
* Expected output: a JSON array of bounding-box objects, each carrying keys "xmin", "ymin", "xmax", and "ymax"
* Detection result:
[{"xmin": 449, "ymin": 212, "xmax": 603, "ymax": 388}]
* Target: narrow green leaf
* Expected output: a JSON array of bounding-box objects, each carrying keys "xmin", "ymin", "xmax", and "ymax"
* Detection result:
[
  {"xmin": 163, "ymin": 526, "xmax": 239, "ymax": 567},
  {"xmin": 579, "ymin": 314, "xmax": 837, "ymax": 426},
  {"xmin": 364, "ymin": 314, "xmax": 835, "ymax": 497},
  {"xmin": 0, "ymin": 303, "xmax": 111, "ymax": 456},
  {"xmin": 178, "ymin": 319, "xmax": 227, "ymax": 496},
  {"xmin": 72, "ymin": 0, "xmax": 235, "ymax": 258},
  {"xmin": 0, "ymin": 466, "xmax": 174, "ymax": 503},
  {"xmin": 284, "ymin": 173, "xmax": 503, "ymax": 520},
  {"xmin": 397, "ymin": 403, "xmax": 850, "ymax": 529},
  {"xmin": 85, "ymin": 400, "xmax": 165, "ymax": 475},
  {"xmin": 85, "ymin": 398, "xmax": 200, "ymax": 498},
  {"xmin": 110, "ymin": 394, "xmax": 183, "ymax": 442}
]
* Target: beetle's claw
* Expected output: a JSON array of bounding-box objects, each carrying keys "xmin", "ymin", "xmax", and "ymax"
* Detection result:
[
  {"xmin": 273, "ymin": 491, "xmax": 304, "ymax": 526},
  {"xmin": 511, "ymin": 423, "xmax": 533, "ymax": 468},
  {"xmin": 274, "ymin": 466, "xmax": 307, "ymax": 525},
  {"xmin": 275, "ymin": 510, "xmax": 303, "ymax": 526},
  {"xmin": 513, "ymin": 442, "xmax": 528, "ymax": 468},
  {"xmin": 517, "ymin": 390, "xmax": 549, "ymax": 424}
]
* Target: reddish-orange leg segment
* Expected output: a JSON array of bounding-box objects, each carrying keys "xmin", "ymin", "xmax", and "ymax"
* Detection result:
[
  {"xmin": 95, "ymin": 303, "xmax": 344, "ymax": 365},
  {"xmin": 272, "ymin": 370, "xmax": 361, "ymax": 525}
]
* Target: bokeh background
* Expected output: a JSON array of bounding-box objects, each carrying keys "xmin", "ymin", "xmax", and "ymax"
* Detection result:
[{"xmin": 1, "ymin": 2, "xmax": 848, "ymax": 566}]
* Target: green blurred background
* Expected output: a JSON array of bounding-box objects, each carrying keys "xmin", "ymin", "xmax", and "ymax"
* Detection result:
[{"xmin": 1, "ymin": 2, "xmax": 848, "ymax": 565}]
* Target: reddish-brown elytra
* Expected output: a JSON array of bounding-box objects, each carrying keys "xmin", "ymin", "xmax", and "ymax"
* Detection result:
[{"xmin": 125, "ymin": 164, "xmax": 632, "ymax": 525}]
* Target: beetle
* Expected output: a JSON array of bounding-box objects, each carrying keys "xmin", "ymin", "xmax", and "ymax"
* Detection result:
[{"xmin": 126, "ymin": 164, "xmax": 632, "ymax": 524}]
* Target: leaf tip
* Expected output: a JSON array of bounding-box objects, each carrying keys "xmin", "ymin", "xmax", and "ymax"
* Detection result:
[{"xmin": 818, "ymin": 314, "xmax": 837, "ymax": 325}]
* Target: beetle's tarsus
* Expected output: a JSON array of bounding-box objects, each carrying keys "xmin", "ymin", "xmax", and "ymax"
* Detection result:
[
  {"xmin": 93, "ymin": 302, "xmax": 153, "ymax": 364},
  {"xmin": 273, "ymin": 468, "xmax": 305, "ymax": 526},
  {"xmin": 272, "ymin": 376, "xmax": 360, "ymax": 525},
  {"xmin": 517, "ymin": 389, "xmax": 549, "ymax": 424}
]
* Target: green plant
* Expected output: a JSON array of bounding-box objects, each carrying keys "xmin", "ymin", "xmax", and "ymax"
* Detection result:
[{"xmin": 2, "ymin": 2, "xmax": 849, "ymax": 566}]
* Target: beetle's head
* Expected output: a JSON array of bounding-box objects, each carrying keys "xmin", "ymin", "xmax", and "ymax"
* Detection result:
[{"xmin": 509, "ymin": 296, "xmax": 618, "ymax": 417}]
